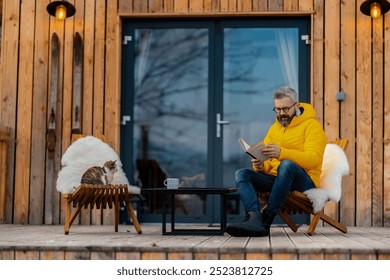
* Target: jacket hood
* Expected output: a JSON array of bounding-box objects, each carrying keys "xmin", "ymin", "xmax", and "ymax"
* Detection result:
[{"xmin": 276, "ymin": 102, "xmax": 316, "ymax": 128}]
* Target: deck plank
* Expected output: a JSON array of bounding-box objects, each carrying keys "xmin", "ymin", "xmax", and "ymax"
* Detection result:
[
  {"xmin": 319, "ymin": 227, "xmax": 377, "ymax": 259},
  {"xmin": 0, "ymin": 250, "xmax": 14, "ymax": 260},
  {"xmin": 270, "ymin": 227, "xmax": 298, "ymax": 259},
  {"xmin": 287, "ymin": 227, "xmax": 325, "ymax": 259},
  {"xmin": 219, "ymin": 236, "xmax": 249, "ymax": 260},
  {"xmin": 193, "ymin": 235, "xmax": 230, "ymax": 260},
  {"xmin": 153, "ymin": 234, "xmax": 212, "ymax": 260},
  {"xmin": 245, "ymin": 230, "xmax": 271, "ymax": 259},
  {"xmin": 302, "ymin": 227, "xmax": 350, "ymax": 259}
]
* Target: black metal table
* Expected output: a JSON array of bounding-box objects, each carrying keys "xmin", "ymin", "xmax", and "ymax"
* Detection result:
[{"xmin": 141, "ymin": 187, "xmax": 237, "ymax": 235}]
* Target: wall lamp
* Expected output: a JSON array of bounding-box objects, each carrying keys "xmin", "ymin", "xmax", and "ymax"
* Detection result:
[
  {"xmin": 360, "ymin": 0, "xmax": 390, "ymax": 19},
  {"xmin": 47, "ymin": 1, "xmax": 76, "ymax": 21}
]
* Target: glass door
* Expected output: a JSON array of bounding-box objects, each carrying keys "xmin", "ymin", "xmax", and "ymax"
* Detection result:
[
  {"xmin": 218, "ymin": 20, "xmax": 310, "ymax": 223},
  {"xmin": 121, "ymin": 20, "xmax": 213, "ymax": 223}
]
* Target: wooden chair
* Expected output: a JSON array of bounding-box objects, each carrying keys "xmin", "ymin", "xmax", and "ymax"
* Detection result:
[
  {"xmin": 258, "ymin": 139, "xmax": 348, "ymax": 236},
  {"xmin": 64, "ymin": 184, "xmax": 142, "ymax": 235},
  {"xmin": 62, "ymin": 134, "xmax": 142, "ymax": 235}
]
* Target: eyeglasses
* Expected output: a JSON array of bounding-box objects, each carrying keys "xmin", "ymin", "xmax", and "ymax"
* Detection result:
[{"xmin": 273, "ymin": 102, "xmax": 297, "ymax": 114}]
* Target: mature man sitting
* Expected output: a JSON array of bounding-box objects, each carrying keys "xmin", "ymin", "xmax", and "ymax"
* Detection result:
[{"xmin": 226, "ymin": 87, "xmax": 327, "ymax": 237}]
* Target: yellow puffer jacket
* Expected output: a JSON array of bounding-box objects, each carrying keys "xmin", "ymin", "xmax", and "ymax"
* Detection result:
[{"xmin": 253, "ymin": 103, "xmax": 327, "ymax": 187}]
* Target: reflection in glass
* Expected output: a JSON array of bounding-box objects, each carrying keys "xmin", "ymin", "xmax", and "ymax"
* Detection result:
[
  {"xmin": 222, "ymin": 28, "xmax": 299, "ymax": 214},
  {"xmin": 133, "ymin": 28, "xmax": 209, "ymax": 215}
]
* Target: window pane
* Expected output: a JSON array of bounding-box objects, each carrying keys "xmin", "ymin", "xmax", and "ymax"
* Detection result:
[
  {"xmin": 223, "ymin": 28, "xmax": 299, "ymax": 213},
  {"xmin": 133, "ymin": 28, "xmax": 209, "ymax": 215}
]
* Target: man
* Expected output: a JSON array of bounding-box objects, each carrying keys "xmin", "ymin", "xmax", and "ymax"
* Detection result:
[{"xmin": 226, "ymin": 87, "xmax": 327, "ymax": 237}]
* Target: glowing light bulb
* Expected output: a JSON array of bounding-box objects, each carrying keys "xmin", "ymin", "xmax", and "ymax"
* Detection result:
[
  {"xmin": 370, "ymin": 2, "xmax": 382, "ymax": 19},
  {"xmin": 55, "ymin": 5, "xmax": 67, "ymax": 20}
]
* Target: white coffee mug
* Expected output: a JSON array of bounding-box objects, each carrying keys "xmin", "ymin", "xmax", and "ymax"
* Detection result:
[{"xmin": 164, "ymin": 178, "xmax": 179, "ymax": 189}]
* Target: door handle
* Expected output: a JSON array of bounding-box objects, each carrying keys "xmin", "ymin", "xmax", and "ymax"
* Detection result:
[
  {"xmin": 121, "ymin": 115, "xmax": 131, "ymax": 125},
  {"xmin": 216, "ymin": 113, "xmax": 229, "ymax": 138}
]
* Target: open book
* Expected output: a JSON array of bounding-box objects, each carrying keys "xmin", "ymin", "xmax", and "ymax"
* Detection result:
[{"xmin": 239, "ymin": 138, "xmax": 270, "ymax": 162}]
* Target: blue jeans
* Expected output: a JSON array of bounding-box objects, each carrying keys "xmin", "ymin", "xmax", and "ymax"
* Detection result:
[{"xmin": 235, "ymin": 160, "xmax": 316, "ymax": 215}]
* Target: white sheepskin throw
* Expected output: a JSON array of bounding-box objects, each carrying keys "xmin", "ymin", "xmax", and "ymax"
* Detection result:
[
  {"xmin": 56, "ymin": 136, "xmax": 141, "ymax": 194},
  {"xmin": 304, "ymin": 143, "xmax": 349, "ymax": 213}
]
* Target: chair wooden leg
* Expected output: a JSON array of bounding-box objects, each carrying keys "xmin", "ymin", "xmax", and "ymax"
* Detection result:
[
  {"xmin": 64, "ymin": 197, "xmax": 71, "ymax": 235},
  {"xmin": 68, "ymin": 205, "xmax": 83, "ymax": 229},
  {"xmin": 319, "ymin": 213, "xmax": 348, "ymax": 233},
  {"xmin": 308, "ymin": 212, "xmax": 322, "ymax": 236},
  {"xmin": 278, "ymin": 211, "xmax": 298, "ymax": 232},
  {"xmin": 125, "ymin": 201, "xmax": 142, "ymax": 234},
  {"xmin": 114, "ymin": 192, "xmax": 119, "ymax": 232}
]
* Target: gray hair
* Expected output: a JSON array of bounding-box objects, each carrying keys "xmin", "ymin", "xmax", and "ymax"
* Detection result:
[{"xmin": 274, "ymin": 87, "xmax": 299, "ymax": 102}]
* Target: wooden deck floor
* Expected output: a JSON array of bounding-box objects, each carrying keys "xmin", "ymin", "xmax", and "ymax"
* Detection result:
[{"xmin": 0, "ymin": 224, "xmax": 389, "ymax": 260}]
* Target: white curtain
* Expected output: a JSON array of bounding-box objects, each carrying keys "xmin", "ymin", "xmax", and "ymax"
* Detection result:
[{"xmin": 275, "ymin": 29, "xmax": 299, "ymax": 94}]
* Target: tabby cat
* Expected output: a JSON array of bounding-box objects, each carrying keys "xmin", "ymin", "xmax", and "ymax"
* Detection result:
[{"xmin": 80, "ymin": 160, "xmax": 118, "ymax": 185}]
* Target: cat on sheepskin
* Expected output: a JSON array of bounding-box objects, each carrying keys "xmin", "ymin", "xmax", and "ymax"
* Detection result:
[
  {"xmin": 56, "ymin": 136, "xmax": 141, "ymax": 194},
  {"xmin": 81, "ymin": 160, "xmax": 118, "ymax": 185}
]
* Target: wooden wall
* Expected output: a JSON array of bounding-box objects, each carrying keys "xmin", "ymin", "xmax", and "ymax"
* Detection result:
[{"xmin": 0, "ymin": 0, "xmax": 389, "ymax": 227}]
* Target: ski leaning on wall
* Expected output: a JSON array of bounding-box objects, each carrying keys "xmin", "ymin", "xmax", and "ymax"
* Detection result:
[
  {"xmin": 72, "ymin": 32, "xmax": 83, "ymax": 135},
  {"xmin": 45, "ymin": 33, "xmax": 60, "ymax": 224}
]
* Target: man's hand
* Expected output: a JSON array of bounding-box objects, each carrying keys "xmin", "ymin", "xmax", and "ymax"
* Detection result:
[
  {"xmin": 251, "ymin": 158, "xmax": 264, "ymax": 169},
  {"xmin": 261, "ymin": 143, "xmax": 281, "ymax": 159}
]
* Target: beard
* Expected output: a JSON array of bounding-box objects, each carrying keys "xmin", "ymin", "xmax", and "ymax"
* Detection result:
[{"xmin": 277, "ymin": 109, "xmax": 296, "ymax": 127}]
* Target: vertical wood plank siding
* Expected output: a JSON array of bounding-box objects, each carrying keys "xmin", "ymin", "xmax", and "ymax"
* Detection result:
[
  {"xmin": 30, "ymin": 0, "xmax": 50, "ymax": 225},
  {"xmin": 385, "ymin": 13, "xmax": 390, "ymax": 227},
  {"xmin": 356, "ymin": 1, "xmax": 373, "ymax": 226},
  {"xmin": 340, "ymin": 0, "xmax": 356, "ymax": 227},
  {"xmin": 14, "ymin": 0, "xmax": 35, "ymax": 224},
  {"xmin": 0, "ymin": 0, "xmax": 389, "ymax": 227},
  {"xmin": 323, "ymin": 0, "xmax": 340, "ymax": 220}
]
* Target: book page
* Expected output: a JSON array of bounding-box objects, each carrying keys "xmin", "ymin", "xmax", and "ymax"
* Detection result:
[{"xmin": 238, "ymin": 138, "xmax": 250, "ymax": 151}]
